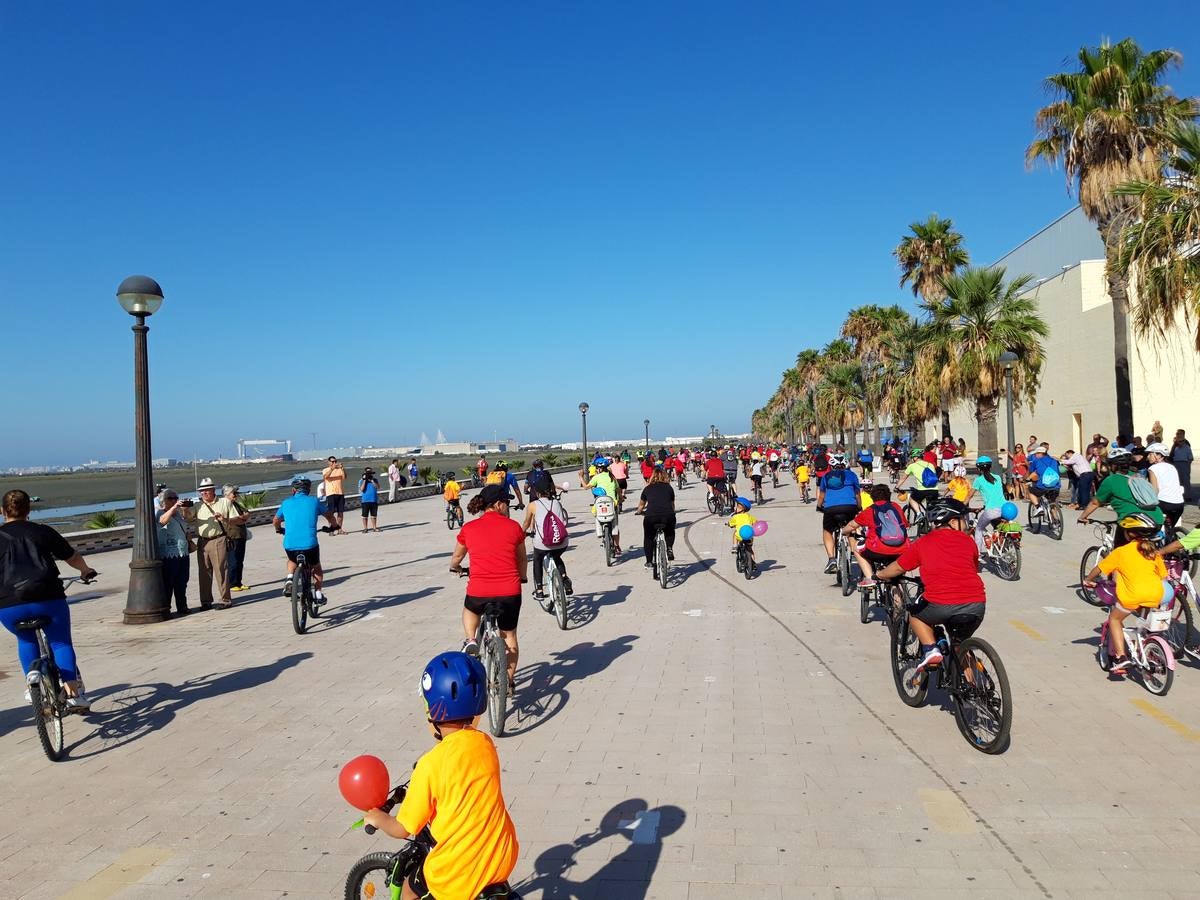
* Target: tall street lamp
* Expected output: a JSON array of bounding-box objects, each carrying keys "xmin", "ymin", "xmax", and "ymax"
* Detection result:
[
  {"xmin": 117, "ymin": 275, "xmax": 167, "ymax": 625},
  {"xmin": 643, "ymin": 419, "xmax": 650, "ymax": 453},
  {"xmin": 579, "ymin": 402, "xmax": 590, "ymax": 479},
  {"xmin": 1000, "ymin": 351, "xmax": 1018, "ymax": 486}
]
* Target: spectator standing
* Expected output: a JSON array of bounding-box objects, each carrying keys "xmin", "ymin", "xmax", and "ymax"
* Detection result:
[
  {"xmin": 1010, "ymin": 444, "xmax": 1029, "ymax": 501},
  {"xmin": 1149, "ymin": 420, "xmax": 1164, "ymax": 444},
  {"xmin": 1147, "ymin": 443, "xmax": 1186, "ymax": 529},
  {"xmin": 1170, "ymin": 429, "xmax": 1193, "ymax": 502},
  {"xmin": 407, "ymin": 458, "xmax": 420, "ymax": 486},
  {"xmin": 387, "ymin": 458, "xmax": 401, "ymax": 502},
  {"xmin": 1060, "ymin": 450, "xmax": 1094, "ymax": 509},
  {"xmin": 183, "ymin": 478, "xmax": 245, "ymax": 609},
  {"xmin": 1085, "ymin": 433, "xmax": 1104, "ymax": 459},
  {"xmin": 476, "ymin": 454, "xmax": 489, "ymax": 485},
  {"xmin": 322, "ymin": 456, "xmax": 347, "ymax": 533},
  {"xmin": 223, "ymin": 485, "xmax": 250, "ymax": 592},
  {"xmin": 359, "ymin": 468, "xmax": 381, "ymax": 532},
  {"xmin": 156, "ymin": 489, "xmax": 192, "ymax": 615}
]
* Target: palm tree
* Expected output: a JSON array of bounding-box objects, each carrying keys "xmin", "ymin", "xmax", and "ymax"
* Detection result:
[
  {"xmin": 1027, "ymin": 37, "xmax": 1198, "ymax": 437},
  {"xmin": 842, "ymin": 304, "xmax": 910, "ymax": 452},
  {"xmin": 814, "ymin": 361, "xmax": 864, "ymax": 448},
  {"xmin": 87, "ymin": 510, "xmax": 122, "ymax": 529},
  {"xmin": 1113, "ymin": 122, "xmax": 1200, "ymax": 347},
  {"xmin": 879, "ymin": 315, "xmax": 941, "ymax": 444},
  {"xmin": 927, "ymin": 266, "xmax": 1049, "ymax": 461},
  {"xmin": 894, "ymin": 215, "xmax": 970, "ymax": 437}
]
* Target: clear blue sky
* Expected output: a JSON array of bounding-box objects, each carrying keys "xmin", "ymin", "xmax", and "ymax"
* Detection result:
[{"xmin": 2, "ymin": 2, "xmax": 1197, "ymax": 465}]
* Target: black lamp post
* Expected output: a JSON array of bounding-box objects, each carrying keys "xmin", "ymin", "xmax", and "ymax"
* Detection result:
[
  {"xmin": 117, "ymin": 275, "xmax": 167, "ymax": 625},
  {"xmin": 1000, "ymin": 351, "xmax": 1018, "ymax": 485},
  {"xmin": 579, "ymin": 402, "xmax": 589, "ymax": 478},
  {"xmin": 643, "ymin": 419, "xmax": 650, "ymax": 453}
]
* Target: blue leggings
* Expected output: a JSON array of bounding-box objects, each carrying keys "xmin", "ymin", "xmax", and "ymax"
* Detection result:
[{"xmin": 0, "ymin": 599, "xmax": 79, "ymax": 682}]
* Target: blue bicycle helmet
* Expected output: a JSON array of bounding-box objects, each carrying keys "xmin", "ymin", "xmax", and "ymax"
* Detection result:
[
  {"xmin": 977, "ymin": 455, "xmax": 993, "ymax": 466},
  {"xmin": 291, "ymin": 476, "xmax": 311, "ymax": 492},
  {"xmin": 735, "ymin": 496, "xmax": 753, "ymax": 511},
  {"xmin": 593, "ymin": 456, "xmax": 608, "ymax": 467},
  {"xmin": 421, "ymin": 652, "xmax": 486, "ymax": 722}
]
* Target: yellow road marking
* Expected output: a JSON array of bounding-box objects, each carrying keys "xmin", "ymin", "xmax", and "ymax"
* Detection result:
[
  {"xmin": 1130, "ymin": 699, "xmax": 1200, "ymax": 742},
  {"xmin": 919, "ymin": 788, "xmax": 978, "ymax": 834},
  {"xmin": 58, "ymin": 846, "xmax": 174, "ymax": 900},
  {"xmin": 1009, "ymin": 619, "xmax": 1046, "ymax": 641}
]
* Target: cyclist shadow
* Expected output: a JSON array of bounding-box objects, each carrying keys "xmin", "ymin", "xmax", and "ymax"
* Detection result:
[
  {"xmin": 567, "ymin": 585, "xmax": 632, "ymax": 629},
  {"xmin": 61, "ymin": 652, "xmax": 313, "ymax": 759},
  {"xmin": 514, "ymin": 799, "xmax": 686, "ymax": 900},
  {"xmin": 307, "ymin": 586, "xmax": 442, "ymax": 631},
  {"xmin": 506, "ymin": 635, "xmax": 637, "ymax": 737}
]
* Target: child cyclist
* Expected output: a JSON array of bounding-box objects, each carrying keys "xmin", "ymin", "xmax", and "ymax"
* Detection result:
[
  {"xmin": 1083, "ymin": 512, "xmax": 1171, "ymax": 674},
  {"xmin": 794, "ymin": 458, "xmax": 811, "ymax": 501},
  {"xmin": 443, "ymin": 473, "xmax": 463, "ymax": 523},
  {"xmin": 364, "ymin": 651, "xmax": 520, "ymax": 899},
  {"xmin": 727, "ymin": 496, "xmax": 758, "ymax": 573},
  {"xmin": 843, "ymin": 484, "xmax": 909, "ymax": 588}
]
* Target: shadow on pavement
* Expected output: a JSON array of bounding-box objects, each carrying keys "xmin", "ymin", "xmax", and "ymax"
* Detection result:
[
  {"xmin": 307, "ymin": 586, "xmax": 442, "ymax": 631},
  {"xmin": 566, "ymin": 585, "xmax": 632, "ymax": 629},
  {"xmin": 506, "ymin": 635, "xmax": 637, "ymax": 737},
  {"xmin": 515, "ymin": 799, "xmax": 686, "ymax": 900},
  {"xmin": 60, "ymin": 652, "xmax": 313, "ymax": 759}
]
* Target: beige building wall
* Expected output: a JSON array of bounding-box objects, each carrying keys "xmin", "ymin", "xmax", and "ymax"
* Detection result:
[{"xmin": 946, "ymin": 259, "xmax": 1200, "ymax": 456}]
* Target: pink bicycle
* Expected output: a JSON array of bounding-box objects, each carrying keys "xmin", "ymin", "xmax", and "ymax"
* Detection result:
[{"xmin": 1094, "ymin": 580, "xmax": 1176, "ymax": 696}]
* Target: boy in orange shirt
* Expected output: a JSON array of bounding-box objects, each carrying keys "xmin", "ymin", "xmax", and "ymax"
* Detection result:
[{"xmin": 364, "ymin": 652, "xmax": 519, "ymax": 899}]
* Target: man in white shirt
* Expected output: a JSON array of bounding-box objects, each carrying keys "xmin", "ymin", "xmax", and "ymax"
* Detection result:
[
  {"xmin": 1060, "ymin": 450, "xmax": 1094, "ymax": 509},
  {"xmin": 387, "ymin": 458, "xmax": 401, "ymax": 502}
]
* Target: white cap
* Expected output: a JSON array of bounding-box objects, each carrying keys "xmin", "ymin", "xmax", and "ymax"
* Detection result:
[{"xmin": 1032, "ymin": 445, "xmax": 1048, "ymax": 455}]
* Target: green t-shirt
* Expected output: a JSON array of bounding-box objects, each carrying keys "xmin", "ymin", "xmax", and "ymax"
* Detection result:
[
  {"xmin": 905, "ymin": 460, "xmax": 935, "ymax": 488},
  {"xmin": 587, "ymin": 472, "xmax": 619, "ymax": 501},
  {"xmin": 1094, "ymin": 473, "xmax": 1164, "ymax": 525},
  {"xmin": 1179, "ymin": 528, "xmax": 1200, "ymax": 551}
]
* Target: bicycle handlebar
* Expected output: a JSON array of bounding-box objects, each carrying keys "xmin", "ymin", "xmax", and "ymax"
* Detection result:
[{"xmin": 362, "ymin": 781, "xmax": 409, "ymax": 835}]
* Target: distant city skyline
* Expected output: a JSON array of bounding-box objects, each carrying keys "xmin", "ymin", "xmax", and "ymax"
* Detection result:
[{"xmin": 3, "ymin": 3, "xmax": 1196, "ymax": 468}]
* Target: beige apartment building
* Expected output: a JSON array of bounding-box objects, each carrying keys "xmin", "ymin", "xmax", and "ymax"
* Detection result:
[{"xmin": 946, "ymin": 207, "xmax": 1200, "ymax": 455}]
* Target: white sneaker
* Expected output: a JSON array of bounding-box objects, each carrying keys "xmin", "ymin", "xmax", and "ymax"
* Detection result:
[
  {"xmin": 66, "ymin": 694, "xmax": 92, "ymax": 713},
  {"xmin": 313, "ymin": 591, "xmax": 327, "ymax": 606}
]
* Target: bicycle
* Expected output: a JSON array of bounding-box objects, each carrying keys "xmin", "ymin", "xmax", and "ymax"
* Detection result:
[
  {"xmin": 706, "ymin": 482, "xmax": 732, "ymax": 517},
  {"xmin": 734, "ymin": 537, "xmax": 756, "ymax": 580},
  {"xmin": 676, "ymin": 467, "xmax": 687, "ymax": 490},
  {"xmin": 1027, "ymin": 489, "xmax": 1064, "ymax": 540},
  {"xmin": 770, "ymin": 465, "xmax": 780, "ymax": 489},
  {"xmin": 346, "ymin": 774, "xmax": 521, "ymax": 900},
  {"xmin": 889, "ymin": 577, "xmax": 1012, "ymax": 754},
  {"xmin": 1078, "ymin": 520, "xmax": 1117, "ymax": 606},
  {"xmin": 445, "ymin": 501, "xmax": 464, "ymax": 530},
  {"xmin": 1093, "ymin": 581, "xmax": 1176, "ymax": 696},
  {"xmin": 798, "ymin": 479, "xmax": 812, "ymax": 505},
  {"xmin": 593, "ymin": 493, "xmax": 618, "ymax": 567},
  {"xmin": 452, "ymin": 567, "xmax": 510, "ymax": 736},
  {"xmin": 752, "ymin": 478, "xmax": 765, "ymax": 505},
  {"xmin": 834, "ymin": 530, "xmax": 856, "ymax": 597},
  {"xmin": 859, "ymin": 574, "xmax": 909, "ymax": 626},
  {"xmin": 967, "ymin": 509, "xmax": 1022, "ymax": 582},
  {"xmin": 18, "ymin": 573, "xmax": 97, "ymax": 761},
  {"xmin": 288, "ymin": 550, "xmax": 322, "ymax": 635},
  {"xmin": 540, "ymin": 553, "xmax": 570, "ymax": 629},
  {"xmin": 650, "ymin": 524, "xmax": 671, "ymax": 589}
]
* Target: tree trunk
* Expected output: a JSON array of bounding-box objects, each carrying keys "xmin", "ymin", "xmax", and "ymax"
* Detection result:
[
  {"xmin": 976, "ymin": 394, "xmax": 1000, "ymax": 465},
  {"xmin": 940, "ymin": 400, "xmax": 952, "ymax": 440},
  {"xmin": 1099, "ymin": 223, "xmax": 1135, "ymax": 439}
]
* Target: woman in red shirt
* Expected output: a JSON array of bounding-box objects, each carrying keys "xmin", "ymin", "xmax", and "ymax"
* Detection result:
[
  {"xmin": 449, "ymin": 484, "xmax": 527, "ymax": 690},
  {"xmin": 1010, "ymin": 443, "xmax": 1029, "ymax": 501}
]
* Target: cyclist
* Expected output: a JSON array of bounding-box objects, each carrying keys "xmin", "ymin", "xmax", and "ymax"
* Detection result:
[
  {"xmin": 501, "ymin": 464, "xmax": 526, "ymax": 511},
  {"xmin": 946, "ymin": 465, "xmax": 971, "ymax": 504},
  {"xmin": 767, "ymin": 447, "xmax": 781, "ymax": 481},
  {"xmin": 443, "ymin": 472, "xmax": 464, "ymax": 523},
  {"xmin": 818, "ymin": 454, "xmax": 861, "ymax": 574},
  {"xmin": 521, "ymin": 482, "xmax": 572, "ymax": 602},
  {"xmin": 811, "ymin": 444, "xmax": 831, "ymax": 482},
  {"xmin": 722, "ymin": 448, "xmax": 740, "ymax": 495},
  {"xmin": 449, "ymin": 485, "xmax": 527, "ymax": 689},
  {"xmin": 842, "ymin": 483, "xmax": 909, "ymax": 588},
  {"xmin": 727, "ymin": 496, "xmax": 758, "ymax": 573},
  {"xmin": 1082, "ymin": 512, "xmax": 1169, "ymax": 674},
  {"xmin": 794, "ymin": 456, "xmax": 811, "ymax": 502},
  {"xmin": 877, "ymin": 499, "xmax": 987, "ymax": 672},
  {"xmin": 1078, "ymin": 446, "xmax": 1164, "ymax": 547},
  {"xmin": 585, "ymin": 457, "xmax": 623, "ymax": 556},
  {"xmin": 704, "ymin": 453, "xmax": 728, "ymax": 503},
  {"xmin": 901, "ymin": 450, "xmax": 940, "ymax": 524},
  {"xmin": 608, "ymin": 456, "xmax": 629, "ymax": 508},
  {"xmin": 636, "ymin": 466, "xmax": 677, "ymax": 569},
  {"xmin": 0, "ymin": 489, "xmax": 98, "ymax": 711},
  {"xmin": 1025, "ymin": 444, "xmax": 1061, "ymax": 520},
  {"xmin": 967, "ymin": 456, "xmax": 1008, "ymax": 551},
  {"xmin": 855, "ymin": 444, "xmax": 874, "ymax": 478},
  {"xmin": 750, "ymin": 456, "xmax": 765, "ymax": 502},
  {"xmin": 363, "ymin": 651, "xmax": 520, "ymax": 900},
  {"xmin": 274, "ymin": 477, "xmax": 337, "ymax": 605},
  {"xmin": 1146, "ymin": 442, "xmax": 1186, "ymax": 529}
]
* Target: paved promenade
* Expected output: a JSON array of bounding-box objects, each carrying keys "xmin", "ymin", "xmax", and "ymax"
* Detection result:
[{"xmin": 2, "ymin": 472, "xmax": 1200, "ymax": 899}]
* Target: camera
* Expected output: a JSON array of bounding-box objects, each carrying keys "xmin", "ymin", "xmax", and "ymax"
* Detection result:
[{"xmin": 180, "ymin": 499, "xmax": 195, "ymax": 508}]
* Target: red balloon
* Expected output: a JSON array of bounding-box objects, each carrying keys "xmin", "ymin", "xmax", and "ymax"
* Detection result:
[{"xmin": 339, "ymin": 755, "xmax": 390, "ymax": 811}]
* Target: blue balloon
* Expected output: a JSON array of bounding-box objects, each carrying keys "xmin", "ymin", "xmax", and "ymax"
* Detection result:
[
  {"xmin": 1000, "ymin": 502, "xmax": 1019, "ymax": 521},
  {"xmin": 738, "ymin": 524, "xmax": 755, "ymax": 541}
]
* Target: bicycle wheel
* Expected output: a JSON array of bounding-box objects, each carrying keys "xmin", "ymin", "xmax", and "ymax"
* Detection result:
[
  {"xmin": 1079, "ymin": 546, "xmax": 1103, "ymax": 606},
  {"xmin": 344, "ymin": 851, "xmax": 398, "ymax": 900},
  {"xmin": 485, "ymin": 631, "xmax": 508, "ymax": 736},
  {"xmin": 602, "ymin": 526, "xmax": 613, "ymax": 567},
  {"xmin": 1166, "ymin": 593, "xmax": 1196, "ymax": 658},
  {"xmin": 886, "ymin": 582, "xmax": 909, "ymax": 625},
  {"xmin": 1048, "ymin": 504, "xmax": 1064, "ymax": 541},
  {"xmin": 446, "ymin": 507, "xmax": 456, "ymax": 530},
  {"xmin": 859, "ymin": 587, "xmax": 870, "ymax": 624},
  {"xmin": 889, "ymin": 614, "xmax": 928, "ymax": 707},
  {"xmin": 1097, "ymin": 622, "xmax": 1111, "ymax": 671},
  {"xmin": 550, "ymin": 563, "xmax": 568, "ymax": 630},
  {"xmin": 743, "ymin": 545, "xmax": 753, "ymax": 581},
  {"xmin": 706, "ymin": 494, "xmax": 717, "ymax": 514},
  {"xmin": 1026, "ymin": 501, "xmax": 1039, "ymax": 535},
  {"xmin": 735, "ymin": 544, "xmax": 744, "ymax": 573},
  {"xmin": 951, "ymin": 637, "xmax": 1013, "ymax": 754},
  {"xmin": 997, "ymin": 539, "xmax": 1022, "ymax": 581},
  {"xmin": 1140, "ymin": 640, "xmax": 1174, "ymax": 696},
  {"xmin": 839, "ymin": 547, "xmax": 854, "ymax": 597},
  {"xmin": 291, "ymin": 569, "xmax": 309, "ymax": 635},
  {"xmin": 28, "ymin": 678, "xmax": 65, "ymax": 762},
  {"xmin": 657, "ymin": 535, "xmax": 669, "ymax": 590}
]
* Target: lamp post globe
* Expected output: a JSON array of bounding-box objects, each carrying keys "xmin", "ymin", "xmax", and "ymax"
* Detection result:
[
  {"xmin": 118, "ymin": 275, "xmax": 167, "ymax": 624},
  {"xmin": 643, "ymin": 419, "xmax": 650, "ymax": 452}
]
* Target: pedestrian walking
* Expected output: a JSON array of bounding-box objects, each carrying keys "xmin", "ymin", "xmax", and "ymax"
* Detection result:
[
  {"xmin": 1171, "ymin": 429, "xmax": 1193, "ymax": 503},
  {"xmin": 183, "ymin": 477, "xmax": 245, "ymax": 609},
  {"xmin": 156, "ymin": 488, "xmax": 192, "ymax": 615},
  {"xmin": 223, "ymin": 485, "xmax": 250, "ymax": 592},
  {"xmin": 359, "ymin": 468, "xmax": 381, "ymax": 532},
  {"xmin": 387, "ymin": 458, "xmax": 401, "ymax": 502},
  {"xmin": 322, "ymin": 456, "xmax": 346, "ymax": 533}
]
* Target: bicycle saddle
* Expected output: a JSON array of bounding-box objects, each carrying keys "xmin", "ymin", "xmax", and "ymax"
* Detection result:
[
  {"xmin": 477, "ymin": 884, "xmax": 519, "ymax": 899},
  {"xmin": 13, "ymin": 616, "xmax": 51, "ymax": 631}
]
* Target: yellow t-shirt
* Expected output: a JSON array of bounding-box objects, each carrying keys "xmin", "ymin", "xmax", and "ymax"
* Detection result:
[
  {"xmin": 397, "ymin": 728, "xmax": 519, "ymax": 899},
  {"xmin": 947, "ymin": 477, "xmax": 970, "ymax": 503},
  {"xmin": 322, "ymin": 465, "xmax": 345, "ymax": 496},
  {"xmin": 795, "ymin": 465, "xmax": 809, "ymax": 483},
  {"xmin": 443, "ymin": 481, "xmax": 461, "ymax": 502},
  {"xmin": 859, "ymin": 490, "xmax": 872, "ymax": 510},
  {"xmin": 728, "ymin": 511, "xmax": 757, "ymax": 538},
  {"xmin": 1098, "ymin": 542, "xmax": 1168, "ymax": 610},
  {"xmin": 485, "ymin": 471, "xmax": 505, "ymax": 486}
]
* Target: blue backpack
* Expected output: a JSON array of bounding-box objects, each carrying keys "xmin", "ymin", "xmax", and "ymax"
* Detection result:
[
  {"xmin": 1040, "ymin": 462, "xmax": 1061, "ymax": 488},
  {"xmin": 872, "ymin": 503, "xmax": 907, "ymax": 548},
  {"xmin": 920, "ymin": 465, "xmax": 939, "ymax": 488}
]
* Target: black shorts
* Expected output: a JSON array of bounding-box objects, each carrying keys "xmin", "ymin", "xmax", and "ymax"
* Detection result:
[
  {"xmin": 617, "ymin": 478, "xmax": 628, "ymax": 490},
  {"xmin": 751, "ymin": 475, "xmax": 763, "ymax": 485},
  {"xmin": 910, "ymin": 598, "xmax": 985, "ymax": 638},
  {"xmin": 285, "ymin": 546, "xmax": 321, "ymax": 566},
  {"xmin": 823, "ymin": 504, "xmax": 859, "ymax": 532},
  {"xmin": 862, "ymin": 548, "xmax": 903, "ymax": 568},
  {"xmin": 408, "ymin": 862, "xmax": 513, "ymax": 900},
  {"xmin": 911, "ymin": 489, "xmax": 939, "ymax": 504},
  {"xmin": 446, "ymin": 497, "xmax": 461, "ymax": 507},
  {"xmin": 464, "ymin": 594, "xmax": 522, "ymax": 631},
  {"xmin": 360, "ymin": 501, "xmax": 378, "ymax": 517},
  {"xmin": 768, "ymin": 460, "xmax": 779, "ymax": 471},
  {"xmin": 326, "ymin": 494, "xmax": 346, "ymax": 514},
  {"xmin": 1029, "ymin": 485, "xmax": 1059, "ymax": 499},
  {"xmin": 707, "ymin": 477, "xmax": 726, "ymax": 488}
]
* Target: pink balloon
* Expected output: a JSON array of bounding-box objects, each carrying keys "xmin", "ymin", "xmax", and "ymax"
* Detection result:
[{"xmin": 751, "ymin": 520, "xmax": 768, "ymax": 537}]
